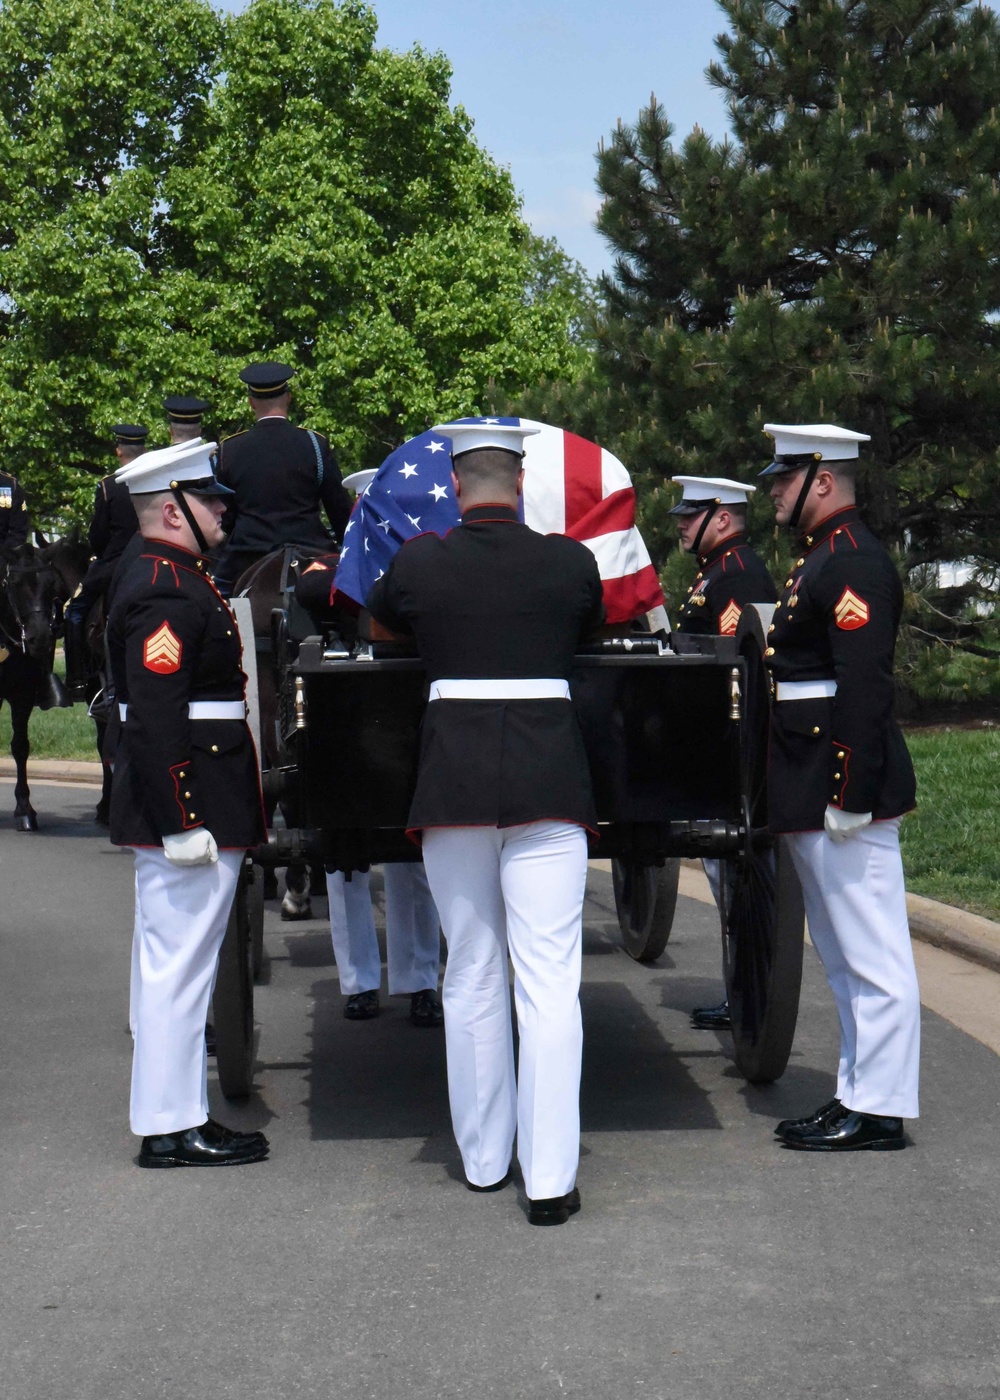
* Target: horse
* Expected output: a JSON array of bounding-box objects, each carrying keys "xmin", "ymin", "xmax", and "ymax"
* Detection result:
[{"xmin": 0, "ymin": 537, "xmax": 86, "ymax": 830}]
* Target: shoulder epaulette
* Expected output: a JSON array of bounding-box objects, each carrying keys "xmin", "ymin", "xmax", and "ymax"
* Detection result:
[{"xmin": 220, "ymin": 428, "xmax": 248, "ymax": 446}]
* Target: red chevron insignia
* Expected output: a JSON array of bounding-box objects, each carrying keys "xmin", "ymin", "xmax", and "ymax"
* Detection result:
[
  {"xmin": 834, "ymin": 587, "xmax": 870, "ymax": 631},
  {"xmin": 143, "ymin": 621, "xmax": 182, "ymax": 673},
  {"xmin": 718, "ymin": 600, "xmax": 742, "ymax": 636}
]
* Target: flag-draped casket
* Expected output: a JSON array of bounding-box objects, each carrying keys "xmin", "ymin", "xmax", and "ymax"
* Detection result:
[{"xmin": 333, "ymin": 417, "xmax": 666, "ymax": 627}]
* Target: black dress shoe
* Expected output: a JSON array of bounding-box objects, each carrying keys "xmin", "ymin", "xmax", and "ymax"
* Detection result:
[
  {"xmin": 205, "ymin": 1023, "xmax": 217, "ymax": 1057},
  {"xmin": 466, "ymin": 1166, "xmax": 513, "ymax": 1193},
  {"xmin": 344, "ymin": 990, "xmax": 380, "ymax": 1020},
  {"xmin": 528, "ymin": 1187, "xmax": 581, "ymax": 1226},
  {"xmin": 138, "ymin": 1119, "xmax": 270, "ymax": 1168},
  {"xmin": 780, "ymin": 1105, "xmax": 906, "ymax": 1152},
  {"xmin": 690, "ymin": 999, "xmax": 731, "ymax": 1030},
  {"xmin": 774, "ymin": 1097, "xmax": 841, "ymax": 1139},
  {"xmin": 410, "ymin": 988, "xmax": 444, "ymax": 1028}
]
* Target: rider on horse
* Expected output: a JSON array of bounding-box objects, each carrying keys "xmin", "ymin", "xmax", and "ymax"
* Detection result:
[
  {"xmin": 0, "ymin": 468, "xmax": 30, "ymax": 563},
  {"xmin": 211, "ymin": 361, "xmax": 353, "ymax": 595},
  {"xmin": 64, "ymin": 424, "xmax": 146, "ymax": 699}
]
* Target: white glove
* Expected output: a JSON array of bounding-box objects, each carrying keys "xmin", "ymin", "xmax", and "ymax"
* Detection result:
[
  {"xmin": 163, "ymin": 828, "xmax": 219, "ymax": 866},
  {"xmin": 824, "ymin": 806, "xmax": 872, "ymax": 843}
]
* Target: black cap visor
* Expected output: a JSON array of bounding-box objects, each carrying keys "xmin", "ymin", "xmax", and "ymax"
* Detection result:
[
  {"xmin": 170, "ymin": 475, "xmax": 235, "ymax": 499},
  {"xmin": 667, "ymin": 499, "xmax": 712, "ymax": 517},
  {"xmin": 758, "ymin": 453, "xmax": 821, "ymax": 479}
]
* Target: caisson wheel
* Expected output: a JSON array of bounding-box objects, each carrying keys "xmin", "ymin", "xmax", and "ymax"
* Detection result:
[
  {"xmin": 213, "ymin": 860, "xmax": 254, "ymax": 1099},
  {"xmin": 722, "ymin": 605, "xmax": 805, "ymax": 1083},
  {"xmin": 612, "ymin": 858, "xmax": 681, "ymax": 963}
]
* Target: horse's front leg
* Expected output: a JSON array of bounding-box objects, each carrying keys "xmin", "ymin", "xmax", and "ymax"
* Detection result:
[{"xmin": 9, "ymin": 692, "xmax": 38, "ymax": 832}]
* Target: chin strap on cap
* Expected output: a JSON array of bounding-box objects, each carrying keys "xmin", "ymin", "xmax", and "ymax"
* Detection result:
[
  {"xmin": 788, "ymin": 457, "xmax": 823, "ymax": 532},
  {"xmin": 169, "ymin": 484, "xmax": 209, "ymax": 555},
  {"xmin": 692, "ymin": 501, "xmax": 720, "ymax": 557}
]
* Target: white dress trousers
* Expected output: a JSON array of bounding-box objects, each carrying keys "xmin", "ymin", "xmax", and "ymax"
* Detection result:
[
  {"xmin": 785, "ymin": 819, "xmax": 920, "ymax": 1118},
  {"xmin": 325, "ymin": 862, "xmax": 442, "ymax": 996},
  {"xmin": 129, "ymin": 847, "xmax": 243, "ymax": 1136},
  {"xmin": 421, "ymin": 820, "xmax": 588, "ymax": 1199}
]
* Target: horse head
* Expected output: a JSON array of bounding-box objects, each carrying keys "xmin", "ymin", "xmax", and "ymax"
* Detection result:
[
  {"xmin": 40, "ymin": 529, "xmax": 91, "ymax": 605},
  {"xmin": 2, "ymin": 537, "xmax": 68, "ymax": 674}
]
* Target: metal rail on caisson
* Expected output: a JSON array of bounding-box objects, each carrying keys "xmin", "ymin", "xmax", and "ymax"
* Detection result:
[{"xmin": 212, "ymin": 599, "xmax": 805, "ymax": 1099}]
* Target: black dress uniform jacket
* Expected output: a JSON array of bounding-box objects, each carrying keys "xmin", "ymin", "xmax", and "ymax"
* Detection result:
[
  {"xmin": 80, "ymin": 474, "xmax": 138, "ymax": 598},
  {"xmin": 0, "ymin": 471, "xmax": 29, "ymax": 560},
  {"xmin": 107, "ymin": 538, "xmax": 267, "ymax": 849},
  {"xmin": 366, "ymin": 504, "xmax": 606, "ymax": 834},
  {"xmin": 89, "ymin": 474, "xmax": 138, "ymax": 562},
  {"xmin": 216, "ymin": 417, "xmax": 352, "ymax": 554},
  {"xmin": 676, "ymin": 533, "xmax": 777, "ymax": 635},
  {"xmin": 765, "ymin": 505, "xmax": 916, "ymax": 833}
]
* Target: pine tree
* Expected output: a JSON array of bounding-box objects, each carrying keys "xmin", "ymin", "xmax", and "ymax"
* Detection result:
[{"xmin": 523, "ymin": 0, "xmax": 1000, "ymax": 629}]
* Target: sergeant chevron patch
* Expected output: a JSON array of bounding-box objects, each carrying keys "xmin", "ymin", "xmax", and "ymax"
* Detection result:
[
  {"xmin": 143, "ymin": 621, "xmax": 182, "ymax": 673},
  {"xmin": 834, "ymin": 586, "xmax": 870, "ymax": 630},
  {"xmin": 719, "ymin": 599, "xmax": 742, "ymax": 636}
]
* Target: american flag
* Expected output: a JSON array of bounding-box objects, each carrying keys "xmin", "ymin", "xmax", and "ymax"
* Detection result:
[{"xmin": 334, "ymin": 416, "xmax": 666, "ymax": 626}]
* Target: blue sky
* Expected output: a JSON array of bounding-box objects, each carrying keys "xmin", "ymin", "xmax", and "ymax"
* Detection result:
[{"xmin": 218, "ymin": 0, "xmax": 732, "ymax": 278}]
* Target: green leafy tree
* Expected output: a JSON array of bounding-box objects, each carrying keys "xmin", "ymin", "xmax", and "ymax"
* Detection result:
[
  {"xmin": 0, "ymin": 0, "xmax": 586, "ymax": 522},
  {"xmin": 522, "ymin": 0, "xmax": 1000, "ymax": 647}
]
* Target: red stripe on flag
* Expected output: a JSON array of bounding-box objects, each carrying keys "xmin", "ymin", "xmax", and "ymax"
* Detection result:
[
  {"xmin": 563, "ymin": 431, "xmax": 603, "ymax": 530},
  {"xmin": 564, "ymin": 487, "xmax": 636, "ymax": 543},
  {"xmin": 601, "ymin": 564, "xmax": 665, "ymax": 624}
]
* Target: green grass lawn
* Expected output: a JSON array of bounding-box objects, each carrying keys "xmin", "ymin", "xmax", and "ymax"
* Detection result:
[
  {"xmin": 2, "ymin": 691, "xmax": 997, "ymax": 919},
  {"xmin": 0, "ymin": 695, "xmax": 98, "ymax": 761},
  {"xmin": 899, "ymin": 725, "xmax": 1000, "ymax": 922}
]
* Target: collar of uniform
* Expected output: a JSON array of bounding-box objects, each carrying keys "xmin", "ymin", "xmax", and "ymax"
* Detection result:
[
  {"xmin": 139, "ymin": 535, "xmax": 211, "ymax": 572},
  {"xmin": 460, "ymin": 503, "xmax": 521, "ymax": 525},
  {"xmin": 799, "ymin": 504, "xmax": 862, "ymax": 552},
  {"xmin": 698, "ymin": 531, "xmax": 746, "ymax": 569},
  {"xmin": 255, "ymin": 414, "xmax": 289, "ymax": 423}
]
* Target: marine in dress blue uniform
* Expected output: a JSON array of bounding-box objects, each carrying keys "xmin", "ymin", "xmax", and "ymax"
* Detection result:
[
  {"xmin": 367, "ymin": 422, "xmax": 605, "ymax": 1226},
  {"xmin": 669, "ymin": 476, "xmax": 778, "ymax": 1031},
  {"xmin": 760, "ymin": 424, "xmax": 919, "ymax": 1152},
  {"xmin": 108, "ymin": 439, "xmax": 268, "ymax": 1168},
  {"xmin": 213, "ymin": 362, "xmax": 352, "ymax": 592},
  {"xmin": 292, "ymin": 524, "xmax": 444, "ymax": 1030}
]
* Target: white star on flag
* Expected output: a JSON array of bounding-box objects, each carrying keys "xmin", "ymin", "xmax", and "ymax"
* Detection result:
[
  {"xmin": 406, "ymin": 514, "xmax": 421, "ymax": 528},
  {"xmin": 426, "ymin": 440, "xmax": 445, "ymax": 453},
  {"xmin": 344, "ymin": 518, "xmax": 354, "ymax": 533},
  {"xmin": 482, "ymin": 417, "xmax": 499, "ymax": 425},
  {"xmin": 429, "ymin": 483, "xmax": 448, "ymax": 501},
  {"xmin": 399, "ymin": 462, "xmax": 418, "ymax": 478},
  {"xmin": 377, "ymin": 569, "xmax": 384, "ymax": 579},
  {"xmin": 340, "ymin": 545, "xmax": 349, "ymax": 557},
  {"xmin": 363, "ymin": 537, "xmax": 370, "ymax": 552},
  {"xmin": 376, "ymin": 517, "xmax": 391, "ymax": 533}
]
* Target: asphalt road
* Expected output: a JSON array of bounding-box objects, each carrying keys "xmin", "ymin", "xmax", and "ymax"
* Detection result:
[{"xmin": 2, "ymin": 780, "xmax": 999, "ymax": 1400}]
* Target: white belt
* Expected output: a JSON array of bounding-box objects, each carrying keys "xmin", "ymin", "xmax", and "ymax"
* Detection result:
[
  {"xmin": 775, "ymin": 680, "xmax": 837, "ymax": 701},
  {"xmin": 428, "ymin": 678, "xmax": 570, "ymax": 702},
  {"xmin": 119, "ymin": 701, "xmax": 246, "ymax": 721}
]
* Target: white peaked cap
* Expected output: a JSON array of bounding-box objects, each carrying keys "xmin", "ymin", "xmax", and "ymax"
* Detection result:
[
  {"xmin": 763, "ymin": 423, "xmax": 871, "ymax": 461},
  {"xmin": 670, "ymin": 475, "xmax": 756, "ymax": 506},
  {"xmin": 115, "ymin": 439, "xmax": 227, "ymax": 496},
  {"xmin": 341, "ymin": 468, "xmax": 377, "ymax": 494},
  {"xmin": 431, "ymin": 421, "xmax": 541, "ymax": 458}
]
